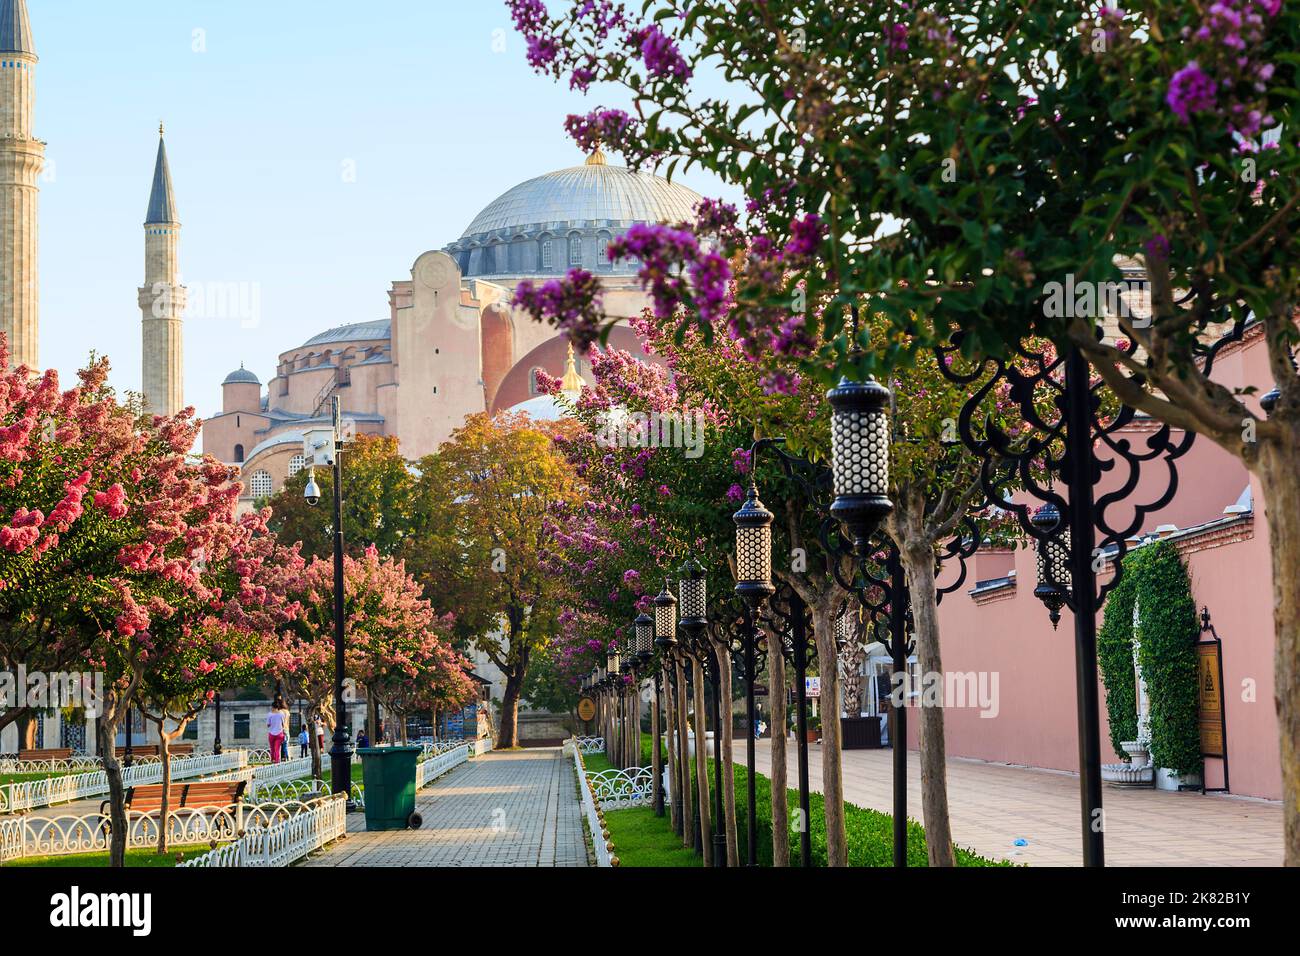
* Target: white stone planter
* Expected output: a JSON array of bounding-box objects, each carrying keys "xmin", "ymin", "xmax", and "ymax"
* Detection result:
[
  {"xmin": 1155, "ymin": 767, "xmax": 1202, "ymax": 791},
  {"xmin": 663, "ymin": 731, "xmax": 714, "ymax": 758}
]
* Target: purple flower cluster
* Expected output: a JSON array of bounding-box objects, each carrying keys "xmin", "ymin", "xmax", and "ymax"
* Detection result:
[
  {"xmin": 608, "ymin": 223, "xmax": 731, "ymax": 323},
  {"xmin": 1166, "ymin": 61, "xmax": 1217, "ymax": 123},
  {"xmin": 783, "ymin": 214, "xmax": 824, "ymax": 261},
  {"xmin": 564, "ymin": 109, "xmax": 636, "ymax": 153},
  {"xmin": 1169, "ymin": 1, "xmax": 1281, "ymax": 137},
  {"xmin": 514, "ymin": 269, "xmax": 604, "ymax": 349},
  {"xmin": 630, "ymin": 24, "xmax": 692, "ymax": 81}
]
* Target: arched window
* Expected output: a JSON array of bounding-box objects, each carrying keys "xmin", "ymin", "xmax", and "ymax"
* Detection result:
[
  {"xmin": 540, "ymin": 239, "xmax": 553, "ymax": 270},
  {"xmin": 596, "ymin": 232, "xmax": 611, "ymax": 267},
  {"xmin": 233, "ymin": 444, "xmax": 245, "ymax": 463},
  {"xmin": 287, "ymin": 454, "xmax": 306, "ymax": 477},
  {"xmin": 569, "ymin": 234, "xmax": 583, "ymax": 266},
  {"xmin": 249, "ymin": 470, "xmax": 273, "ymax": 499}
]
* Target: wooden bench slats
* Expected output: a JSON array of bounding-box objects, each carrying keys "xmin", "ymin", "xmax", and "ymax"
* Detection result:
[
  {"xmin": 14, "ymin": 748, "xmax": 74, "ymax": 760},
  {"xmin": 101, "ymin": 780, "xmax": 246, "ymax": 816}
]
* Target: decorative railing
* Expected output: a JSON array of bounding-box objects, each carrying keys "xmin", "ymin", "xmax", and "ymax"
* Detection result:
[
  {"xmin": 0, "ymin": 752, "xmax": 247, "ymax": 815},
  {"xmin": 415, "ymin": 743, "xmax": 471, "ymax": 789},
  {"xmin": 180, "ymin": 795, "xmax": 346, "ymax": 868},
  {"xmin": 0, "ymin": 755, "xmax": 103, "ymax": 775},
  {"xmin": 574, "ymin": 736, "xmax": 605, "ymax": 755},
  {"xmin": 571, "ymin": 747, "xmax": 611, "ymax": 867},
  {"xmin": 250, "ymin": 778, "xmax": 365, "ymax": 807},
  {"xmin": 585, "ymin": 767, "xmax": 654, "ymax": 810},
  {"xmin": 0, "ymin": 799, "xmax": 325, "ymax": 864}
]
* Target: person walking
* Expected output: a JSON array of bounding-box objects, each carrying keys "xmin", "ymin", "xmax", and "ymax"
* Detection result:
[
  {"xmin": 298, "ymin": 724, "xmax": 309, "ymax": 758},
  {"xmin": 267, "ymin": 696, "xmax": 289, "ymax": 763}
]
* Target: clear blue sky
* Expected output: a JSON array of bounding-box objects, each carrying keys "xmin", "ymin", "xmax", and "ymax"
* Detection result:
[{"xmin": 31, "ymin": 0, "xmax": 737, "ymax": 417}]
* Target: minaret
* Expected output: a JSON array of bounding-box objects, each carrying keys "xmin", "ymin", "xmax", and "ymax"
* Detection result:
[
  {"xmin": 0, "ymin": 0, "xmax": 43, "ymax": 369},
  {"xmin": 139, "ymin": 124, "xmax": 185, "ymax": 417}
]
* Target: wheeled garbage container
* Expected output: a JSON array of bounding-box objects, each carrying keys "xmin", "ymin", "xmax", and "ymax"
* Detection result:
[{"xmin": 356, "ymin": 746, "xmax": 423, "ymax": 831}]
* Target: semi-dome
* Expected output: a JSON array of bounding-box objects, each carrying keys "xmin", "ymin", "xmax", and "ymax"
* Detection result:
[
  {"xmin": 300, "ymin": 319, "xmax": 391, "ymax": 348},
  {"xmin": 222, "ymin": 365, "xmax": 260, "ymax": 386},
  {"xmin": 446, "ymin": 151, "xmax": 703, "ymax": 280}
]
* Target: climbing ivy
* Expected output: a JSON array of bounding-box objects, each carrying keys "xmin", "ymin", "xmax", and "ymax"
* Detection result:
[
  {"xmin": 1133, "ymin": 542, "xmax": 1202, "ymax": 777},
  {"xmin": 1097, "ymin": 541, "xmax": 1202, "ymax": 776},
  {"xmin": 1098, "ymin": 567, "xmax": 1139, "ymax": 758}
]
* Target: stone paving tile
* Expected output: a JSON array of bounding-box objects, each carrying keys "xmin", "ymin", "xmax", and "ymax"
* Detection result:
[
  {"xmin": 737, "ymin": 740, "xmax": 1282, "ymax": 866},
  {"xmin": 303, "ymin": 747, "xmax": 590, "ymax": 868}
]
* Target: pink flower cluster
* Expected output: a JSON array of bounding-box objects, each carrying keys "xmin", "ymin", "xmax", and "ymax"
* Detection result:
[
  {"xmin": 564, "ymin": 109, "xmax": 636, "ymax": 153},
  {"xmin": 514, "ymin": 269, "xmax": 605, "ymax": 349}
]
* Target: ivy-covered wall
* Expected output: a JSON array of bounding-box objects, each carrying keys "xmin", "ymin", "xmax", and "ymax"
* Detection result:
[{"xmin": 1097, "ymin": 540, "xmax": 1202, "ymax": 776}]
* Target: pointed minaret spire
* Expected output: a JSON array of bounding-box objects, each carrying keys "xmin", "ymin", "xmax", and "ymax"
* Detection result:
[
  {"xmin": 0, "ymin": 0, "xmax": 41, "ymax": 369},
  {"xmin": 0, "ymin": 0, "xmax": 34, "ymax": 56},
  {"xmin": 140, "ymin": 126, "xmax": 186, "ymax": 416},
  {"xmin": 145, "ymin": 126, "xmax": 179, "ymax": 225},
  {"xmin": 560, "ymin": 342, "xmax": 585, "ymax": 398}
]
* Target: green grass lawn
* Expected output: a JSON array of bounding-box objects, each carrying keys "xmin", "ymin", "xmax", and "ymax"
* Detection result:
[
  {"xmin": 602, "ymin": 807, "xmax": 701, "ymax": 867},
  {"xmin": 578, "ymin": 741, "xmax": 1007, "ymax": 867},
  {"xmin": 0, "ymin": 771, "xmax": 60, "ymax": 785},
  {"xmin": 3, "ymin": 844, "xmax": 216, "ymax": 868}
]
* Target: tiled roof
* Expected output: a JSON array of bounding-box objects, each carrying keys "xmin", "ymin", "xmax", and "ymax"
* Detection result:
[
  {"xmin": 0, "ymin": 1, "xmax": 33, "ymax": 55},
  {"xmin": 146, "ymin": 135, "xmax": 179, "ymax": 224}
]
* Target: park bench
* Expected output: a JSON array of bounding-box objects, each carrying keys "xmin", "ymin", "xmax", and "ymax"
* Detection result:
[
  {"xmin": 13, "ymin": 748, "xmax": 74, "ymax": 761},
  {"xmin": 112, "ymin": 743, "xmax": 194, "ymax": 758},
  {"xmin": 100, "ymin": 780, "xmax": 246, "ymax": 817}
]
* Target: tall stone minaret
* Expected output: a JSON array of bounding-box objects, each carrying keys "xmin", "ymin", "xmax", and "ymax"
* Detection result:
[
  {"xmin": 139, "ymin": 125, "xmax": 185, "ymax": 417},
  {"xmin": 0, "ymin": 0, "xmax": 43, "ymax": 369}
]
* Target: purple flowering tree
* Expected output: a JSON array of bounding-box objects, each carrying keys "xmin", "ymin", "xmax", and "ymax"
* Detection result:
[{"xmin": 509, "ymin": 0, "xmax": 1300, "ymax": 864}]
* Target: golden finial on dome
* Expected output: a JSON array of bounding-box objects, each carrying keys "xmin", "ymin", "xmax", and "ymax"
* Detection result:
[
  {"xmin": 585, "ymin": 144, "xmax": 607, "ymax": 166},
  {"xmin": 560, "ymin": 342, "xmax": 585, "ymax": 394}
]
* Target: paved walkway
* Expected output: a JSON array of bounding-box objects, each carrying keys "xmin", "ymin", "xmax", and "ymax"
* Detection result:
[
  {"xmin": 304, "ymin": 747, "xmax": 589, "ymax": 867},
  {"xmin": 737, "ymin": 740, "xmax": 1283, "ymax": 866}
]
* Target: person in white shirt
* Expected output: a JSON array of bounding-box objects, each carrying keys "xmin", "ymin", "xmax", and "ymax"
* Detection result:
[{"xmin": 267, "ymin": 696, "xmax": 289, "ymax": 763}]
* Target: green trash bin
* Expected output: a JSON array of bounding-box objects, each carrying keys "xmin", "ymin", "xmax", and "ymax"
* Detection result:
[{"xmin": 356, "ymin": 746, "xmax": 423, "ymax": 831}]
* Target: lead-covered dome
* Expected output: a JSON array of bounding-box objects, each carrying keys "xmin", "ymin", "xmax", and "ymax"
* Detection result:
[{"xmin": 446, "ymin": 151, "xmax": 703, "ymax": 279}]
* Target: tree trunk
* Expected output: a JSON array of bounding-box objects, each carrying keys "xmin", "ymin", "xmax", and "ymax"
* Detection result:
[
  {"xmin": 498, "ymin": 670, "xmax": 523, "ymax": 748},
  {"xmin": 156, "ymin": 730, "xmax": 172, "ymax": 855},
  {"xmin": 674, "ymin": 657, "xmax": 693, "ymax": 849},
  {"xmin": 767, "ymin": 633, "xmax": 790, "ymax": 867},
  {"xmin": 900, "ymin": 541, "xmax": 957, "ymax": 867},
  {"xmin": 1258, "ymin": 446, "xmax": 1300, "ymax": 865},
  {"xmin": 811, "ymin": 598, "xmax": 848, "ymax": 866},
  {"xmin": 664, "ymin": 673, "xmax": 680, "ymax": 833},
  {"xmin": 710, "ymin": 636, "xmax": 739, "ymax": 866},
  {"xmin": 691, "ymin": 656, "xmax": 713, "ymax": 867},
  {"xmin": 97, "ymin": 717, "xmax": 128, "ymax": 868},
  {"xmin": 651, "ymin": 677, "xmax": 662, "ymax": 815}
]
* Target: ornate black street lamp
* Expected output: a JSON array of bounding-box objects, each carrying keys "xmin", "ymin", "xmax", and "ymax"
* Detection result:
[
  {"xmin": 932, "ymin": 312, "xmax": 1243, "ymax": 866},
  {"xmin": 733, "ymin": 480, "xmax": 776, "ymax": 867},
  {"xmin": 1031, "ymin": 503, "xmax": 1071, "ymax": 628},
  {"xmin": 212, "ymin": 691, "xmax": 223, "ymax": 756},
  {"xmin": 828, "ymin": 377, "xmax": 895, "ymax": 556},
  {"xmin": 652, "ymin": 583, "xmax": 678, "ymax": 819}
]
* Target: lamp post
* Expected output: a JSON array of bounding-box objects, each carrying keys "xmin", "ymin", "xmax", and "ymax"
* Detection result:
[
  {"xmin": 931, "ymin": 314, "xmax": 1243, "ymax": 866},
  {"xmin": 633, "ymin": 610, "xmax": 654, "ymax": 768},
  {"xmin": 652, "ymin": 584, "xmax": 678, "ymax": 819},
  {"xmin": 606, "ymin": 641, "xmax": 620, "ymax": 766},
  {"xmin": 212, "ymin": 692, "xmax": 223, "ymax": 756},
  {"xmin": 303, "ymin": 395, "xmax": 354, "ymax": 807},
  {"xmin": 733, "ymin": 480, "xmax": 775, "ymax": 867}
]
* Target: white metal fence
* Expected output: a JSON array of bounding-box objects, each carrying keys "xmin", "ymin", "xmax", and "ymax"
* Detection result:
[
  {"xmin": 0, "ymin": 799, "xmax": 326, "ymax": 864},
  {"xmin": 180, "ymin": 795, "xmax": 346, "ymax": 868},
  {"xmin": 415, "ymin": 743, "xmax": 471, "ymax": 789},
  {"xmin": 585, "ymin": 767, "xmax": 654, "ymax": 809},
  {"xmin": 0, "ymin": 751, "xmax": 247, "ymax": 814},
  {"xmin": 572, "ymin": 747, "xmax": 611, "ymax": 867}
]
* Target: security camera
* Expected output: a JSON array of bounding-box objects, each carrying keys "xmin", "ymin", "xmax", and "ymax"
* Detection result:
[{"xmin": 304, "ymin": 471, "xmax": 322, "ymax": 507}]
